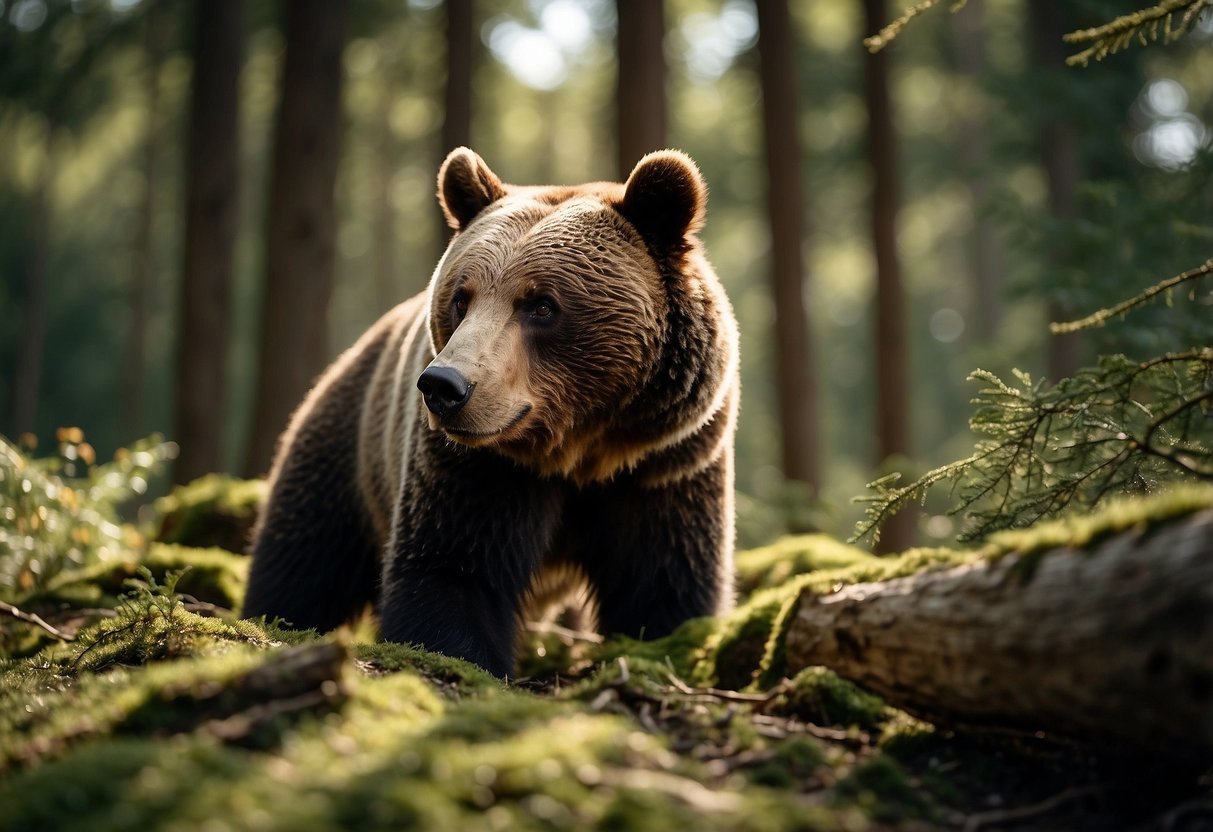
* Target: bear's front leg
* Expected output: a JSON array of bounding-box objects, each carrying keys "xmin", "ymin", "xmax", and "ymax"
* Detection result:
[
  {"xmin": 574, "ymin": 454, "xmax": 734, "ymax": 641},
  {"xmin": 378, "ymin": 440, "xmax": 563, "ymax": 677}
]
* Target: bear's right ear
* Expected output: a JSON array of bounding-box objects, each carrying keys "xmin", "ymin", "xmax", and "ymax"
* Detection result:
[
  {"xmin": 437, "ymin": 147, "xmax": 507, "ymax": 231},
  {"xmin": 617, "ymin": 150, "xmax": 707, "ymax": 253}
]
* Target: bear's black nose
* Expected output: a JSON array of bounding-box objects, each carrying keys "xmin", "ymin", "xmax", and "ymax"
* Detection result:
[{"xmin": 417, "ymin": 365, "xmax": 473, "ymax": 418}]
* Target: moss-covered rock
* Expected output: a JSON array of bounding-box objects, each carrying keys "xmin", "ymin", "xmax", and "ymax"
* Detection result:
[{"xmin": 153, "ymin": 475, "xmax": 266, "ymax": 553}]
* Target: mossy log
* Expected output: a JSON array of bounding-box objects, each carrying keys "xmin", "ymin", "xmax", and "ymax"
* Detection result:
[{"xmin": 785, "ymin": 508, "xmax": 1213, "ymax": 760}]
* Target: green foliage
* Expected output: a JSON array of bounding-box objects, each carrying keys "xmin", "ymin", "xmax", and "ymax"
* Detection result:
[
  {"xmin": 0, "ymin": 431, "xmax": 176, "ymax": 603},
  {"xmin": 855, "ymin": 349, "xmax": 1213, "ymax": 543}
]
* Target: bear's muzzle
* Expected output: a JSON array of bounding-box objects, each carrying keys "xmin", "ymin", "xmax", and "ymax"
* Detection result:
[{"xmin": 417, "ymin": 364, "xmax": 473, "ymax": 418}]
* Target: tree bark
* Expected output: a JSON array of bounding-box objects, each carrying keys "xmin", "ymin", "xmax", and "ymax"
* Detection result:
[
  {"xmin": 122, "ymin": 6, "xmax": 171, "ymax": 442},
  {"xmin": 785, "ymin": 509, "xmax": 1213, "ymax": 761},
  {"xmin": 1028, "ymin": 0, "xmax": 1083, "ymax": 381},
  {"xmin": 9, "ymin": 123, "xmax": 53, "ymax": 439},
  {"xmin": 437, "ymin": 0, "xmax": 473, "ymax": 257},
  {"xmin": 174, "ymin": 0, "xmax": 244, "ymax": 484},
  {"xmin": 615, "ymin": 0, "xmax": 666, "ymax": 179},
  {"xmin": 374, "ymin": 81, "xmax": 398, "ymax": 313},
  {"xmin": 862, "ymin": 0, "xmax": 913, "ymax": 553},
  {"xmin": 244, "ymin": 0, "xmax": 349, "ymax": 477},
  {"xmin": 442, "ymin": 0, "xmax": 472, "ymax": 154},
  {"xmin": 755, "ymin": 0, "xmax": 820, "ymax": 504}
]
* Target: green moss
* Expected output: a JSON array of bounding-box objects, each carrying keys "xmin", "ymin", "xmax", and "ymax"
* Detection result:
[
  {"xmin": 834, "ymin": 754, "xmax": 936, "ymax": 824},
  {"xmin": 153, "ymin": 474, "xmax": 266, "ymax": 553},
  {"xmin": 744, "ymin": 736, "xmax": 826, "ymax": 789},
  {"xmin": 142, "ymin": 544, "xmax": 250, "ymax": 607},
  {"xmin": 37, "ymin": 543, "xmax": 250, "ymax": 611},
  {"xmin": 0, "ymin": 657, "xmax": 855, "ymax": 832},
  {"xmin": 735, "ymin": 534, "xmax": 878, "ymax": 596},
  {"xmin": 355, "ymin": 640, "xmax": 503, "ymax": 696},
  {"xmin": 773, "ymin": 668, "xmax": 889, "ymax": 733},
  {"xmin": 983, "ymin": 483, "xmax": 1213, "ymax": 579},
  {"xmin": 0, "ymin": 644, "xmax": 275, "ymax": 770},
  {"xmin": 593, "ymin": 615, "xmax": 722, "ymax": 682}
]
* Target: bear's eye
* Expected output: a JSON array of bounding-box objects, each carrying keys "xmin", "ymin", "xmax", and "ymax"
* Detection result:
[
  {"xmin": 528, "ymin": 297, "xmax": 558, "ymax": 323},
  {"xmin": 451, "ymin": 292, "xmax": 469, "ymax": 323}
]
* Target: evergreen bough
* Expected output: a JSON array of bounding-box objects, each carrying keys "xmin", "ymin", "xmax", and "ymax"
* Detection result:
[
  {"xmin": 855, "ymin": 266, "xmax": 1213, "ymax": 544},
  {"xmin": 865, "ymin": 0, "xmax": 1213, "ymax": 65}
]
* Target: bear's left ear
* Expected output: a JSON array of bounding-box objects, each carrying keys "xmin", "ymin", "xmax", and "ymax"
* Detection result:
[
  {"xmin": 438, "ymin": 147, "xmax": 507, "ymax": 231},
  {"xmin": 617, "ymin": 150, "xmax": 707, "ymax": 253}
]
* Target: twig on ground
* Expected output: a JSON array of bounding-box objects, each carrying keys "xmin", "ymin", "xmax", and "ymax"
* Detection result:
[
  {"xmin": 963, "ymin": 785, "xmax": 1106, "ymax": 831},
  {"xmin": 0, "ymin": 600, "xmax": 75, "ymax": 641},
  {"xmin": 524, "ymin": 619, "xmax": 605, "ymax": 644}
]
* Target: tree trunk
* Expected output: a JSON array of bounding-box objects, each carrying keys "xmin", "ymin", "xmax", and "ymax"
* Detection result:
[
  {"xmin": 9, "ymin": 123, "xmax": 53, "ymax": 440},
  {"xmin": 862, "ymin": 0, "xmax": 913, "ymax": 553},
  {"xmin": 122, "ymin": 6, "xmax": 171, "ymax": 442},
  {"xmin": 615, "ymin": 0, "xmax": 666, "ymax": 179},
  {"xmin": 437, "ymin": 0, "xmax": 473, "ymax": 257},
  {"xmin": 173, "ymin": 0, "xmax": 244, "ymax": 484},
  {"xmin": 244, "ymin": 0, "xmax": 349, "ymax": 477},
  {"xmin": 373, "ymin": 81, "xmax": 398, "ymax": 313},
  {"xmin": 785, "ymin": 509, "xmax": 1213, "ymax": 761},
  {"xmin": 949, "ymin": 0, "xmax": 1004, "ymax": 342},
  {"xmin": 755, "ymin": 0, "xmax": 820, "ymax": 504},
  {"xmin": 442, "ymin": 0, "xmax": 472, "ymax": 154},
  {"xmin": 1028, "ymin": 0, "xmax": 1082, "ymax": 381}
]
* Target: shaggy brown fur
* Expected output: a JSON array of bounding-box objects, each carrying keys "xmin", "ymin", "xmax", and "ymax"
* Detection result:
[{"xmin": 243, "ymin": 148, "xmax": 739, "ymax": 677}]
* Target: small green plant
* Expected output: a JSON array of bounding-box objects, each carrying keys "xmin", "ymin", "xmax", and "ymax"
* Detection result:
[{"xmin": 69, "ymin": 565, "xmax": 191, "ymax": 672}]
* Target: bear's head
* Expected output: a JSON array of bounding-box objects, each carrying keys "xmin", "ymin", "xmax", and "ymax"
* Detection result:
[{"xmin": 418, "ymin": 147, "xmax": 732, "ymax": 482}]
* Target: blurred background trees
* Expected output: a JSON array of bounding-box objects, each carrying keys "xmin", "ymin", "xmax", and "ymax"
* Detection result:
[
  {"xmin": 0, "ymin": 0, "xmax": 1210, "ymax": 548},
  {"xmin": 174, "ymin": 0, "xmax": 242, "ymax": 483}
]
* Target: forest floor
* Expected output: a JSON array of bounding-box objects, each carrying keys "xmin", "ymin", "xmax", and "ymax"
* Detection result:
[{"xmin": 1, "ymin": 471, "xmax": 1211, "ymax": 831}]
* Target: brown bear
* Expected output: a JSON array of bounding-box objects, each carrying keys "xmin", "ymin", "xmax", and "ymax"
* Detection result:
[{"xmin": 242, "ymin": 147, "xmax": 739, "ymax": 677}]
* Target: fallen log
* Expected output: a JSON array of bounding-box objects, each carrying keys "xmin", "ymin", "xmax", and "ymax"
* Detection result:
[{"xmin": 785, "ymin": 508, "xmax": 1213, "ymax": 760}]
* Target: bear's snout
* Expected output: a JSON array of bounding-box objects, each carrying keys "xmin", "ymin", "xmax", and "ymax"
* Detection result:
[{"xmin": 417, "ymin": 365, "xmax": 473, "ymax": 418}]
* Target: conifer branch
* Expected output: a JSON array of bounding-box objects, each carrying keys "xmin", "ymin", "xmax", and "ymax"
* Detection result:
[
  {"xmin": 863, "ymin": 0, "xmax": 968, "ymax": 53},
  {"xmin": 853, "ymin": 350, "xmax": 1213, "ymax": 544},
  {"xmin": 1051, "ymin": 258, "xmax": 1213, "ymax": 333},
  {"xmin": 864, "ymin": 0, "xmax": 1212, "ymax": 61},
  {"xmin": 1063, "ymin": 0, "xmax": 1213, "ymax": 66}
]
